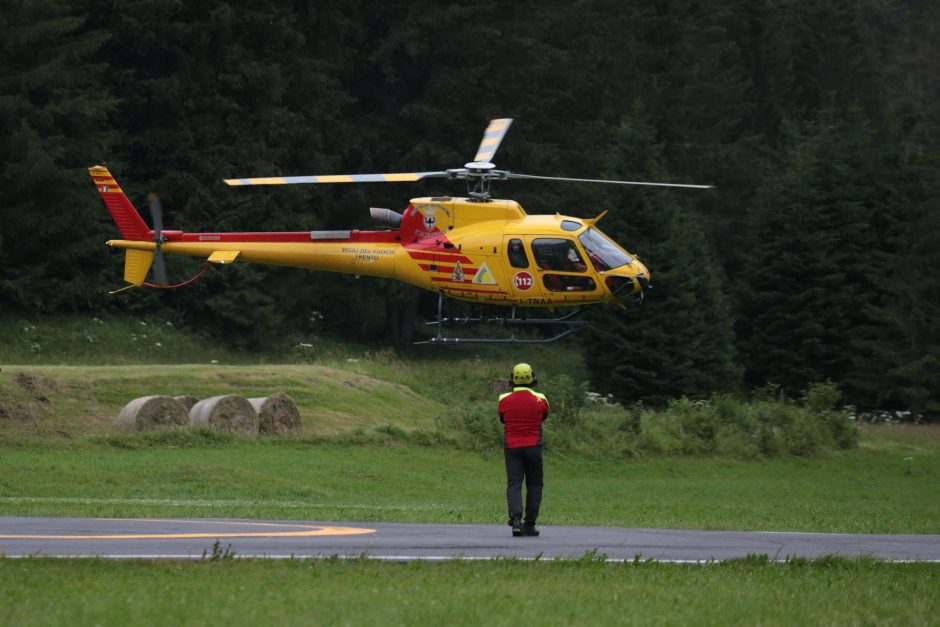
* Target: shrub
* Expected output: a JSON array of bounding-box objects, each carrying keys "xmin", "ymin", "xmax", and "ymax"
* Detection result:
[
  {"xmin": 546, "ymin": 374, "xmax": 587, "ymax": 426},
  {"xmin": 635, "ymin": 413, "xmax": 682, "ymax": 455},
  {"xmin": 714, "ymin": 428, "xmax": 761, "ymax": 459},
  {"xmin": 435, "ymin": 401, "xmax": 503, "ymax": 451},
  {"xmin": 801, "ymin": 381, "xmax": 858, "ymax": 449},
  {"xmin": 803, "ymin": 380, "xmax": 840, "ymax": 413},
  {"xmin": 432, "ymin": 377, "xmax": 858, "ymax": 459}
]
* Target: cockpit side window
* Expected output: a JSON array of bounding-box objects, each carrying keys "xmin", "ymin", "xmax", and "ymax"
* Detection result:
[
  {"xmin": 531, "ymin": 238, "xmax": 587, "ymax": 272},
  {"xmin": 507, "ymin": 238, "xmax": 529, "ymax": 269}
]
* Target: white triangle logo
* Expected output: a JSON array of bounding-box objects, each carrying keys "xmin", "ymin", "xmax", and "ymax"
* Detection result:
[{"xmin": 472, "ymin": 262, "xmax": 497, "ymax": 285}]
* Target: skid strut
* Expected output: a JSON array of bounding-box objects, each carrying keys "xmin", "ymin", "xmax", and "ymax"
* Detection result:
[{"xmin": 416, "ymin": 294, "xmax": 588, "ymax": 345}]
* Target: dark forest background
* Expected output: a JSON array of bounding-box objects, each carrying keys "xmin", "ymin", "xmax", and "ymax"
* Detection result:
[{"xmin": 2, "ymin": 1, "xmax": 939, "ymax": 417}]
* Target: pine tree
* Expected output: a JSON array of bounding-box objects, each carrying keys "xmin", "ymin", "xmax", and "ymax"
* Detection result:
[
  {"xmin": 736, "ymin": 108, "xmax": 880, "ymax": 395},
  {"xmin": 91, "ymin": 1, "xmax": 356, "ymax": 346},
  {"xmin": 849, "ymin": 36, "xmax": 940, "ymax": 418},
  {"xmin": 585, "ymin": 107, "xmax": 738, "ymax": 405},
  {"xmin": 0, "ymin": 1, "xmax": 118, "ymax": 311}
]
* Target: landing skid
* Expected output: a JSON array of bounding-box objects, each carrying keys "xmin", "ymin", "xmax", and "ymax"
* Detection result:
[{"xmin": 416, "ymin": 294, "xmax": 589, "ymax": 345}]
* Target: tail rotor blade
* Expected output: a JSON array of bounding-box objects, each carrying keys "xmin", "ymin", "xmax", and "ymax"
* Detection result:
[
  {"xmin": 472, "ymin": 118, "xmax": 513, "ymax": 164},
  {"xmin": 147, "ymin": 193, "xmax": 168, "ymax": 286},
  {"xmin": 151, "ymin": 247, "xmax": 168, "ymax": 286},
  {"xmin": 147, "ymin": 193, "xmax": 164, "ymax": 234}
]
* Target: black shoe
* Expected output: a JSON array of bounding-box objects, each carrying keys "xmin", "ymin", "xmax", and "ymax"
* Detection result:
[
  {"xmin": 522, "ymin": 522, "xmax": 539, "ymax": 537},
  {"xmin": 510, "ymin": 516, "xmax": 523, "ymax": 537}
]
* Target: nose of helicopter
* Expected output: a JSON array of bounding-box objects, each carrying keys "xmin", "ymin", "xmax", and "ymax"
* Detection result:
[
  {"xmin": 634, "ymin": 258, "xmax": 651, "ymax": 291},
  {"xmin": 603, "ymin": 260, "xmax": 651, "ymax": 302}
]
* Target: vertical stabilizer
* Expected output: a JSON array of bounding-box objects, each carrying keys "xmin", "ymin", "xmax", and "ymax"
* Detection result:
[{"xmin": 88, "ymin": 165, "xmax": 150, "ymax": 241}]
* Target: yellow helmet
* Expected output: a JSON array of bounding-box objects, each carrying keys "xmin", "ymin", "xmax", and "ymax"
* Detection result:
[{"xmin": 512, "ymin": 363, "xmax": 535, "ymax": 385}]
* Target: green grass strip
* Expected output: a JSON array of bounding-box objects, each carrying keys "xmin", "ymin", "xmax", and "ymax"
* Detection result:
[
  {"xmin": 0, "ymin": 443, "xmax": 936, "ymax": 533},
  {"xmin": 1, "ymin": 558, "xmax": 938, "ymax": 626}
]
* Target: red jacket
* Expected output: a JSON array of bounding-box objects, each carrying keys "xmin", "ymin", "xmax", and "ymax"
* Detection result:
[{"xmin": 498, "ymin": 386, "xmax": 550, "ymax": 448}]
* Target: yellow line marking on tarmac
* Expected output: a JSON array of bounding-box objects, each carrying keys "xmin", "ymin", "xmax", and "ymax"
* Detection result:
[{"xmin": 0, "ymin": 519, "xmax": 376, "ymax": 540}]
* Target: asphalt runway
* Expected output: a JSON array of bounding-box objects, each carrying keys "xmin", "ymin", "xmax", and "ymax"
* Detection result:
[{"xmin": 1, "ymin": 517, "xmax": 938, "ymax": 562}]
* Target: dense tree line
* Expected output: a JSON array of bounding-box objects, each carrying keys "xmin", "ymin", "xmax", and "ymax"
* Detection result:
[{"xmin": 1, "ymin": 1, "xmax": 938, "ymax": 417}]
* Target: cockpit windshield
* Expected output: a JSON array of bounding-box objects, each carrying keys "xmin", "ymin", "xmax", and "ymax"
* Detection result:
[{"xmin": 578, "ymin": 227, "xmax": 633, "ymax": 271}]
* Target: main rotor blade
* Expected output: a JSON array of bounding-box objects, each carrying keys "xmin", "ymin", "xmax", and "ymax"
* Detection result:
[
  {"xmin": 224, "ymin": 172, "xmax": 450, "ymax": 186},
  {"xmin": 472, "ymin": 118, "xmax": 513, "ymax": 163},
  {"xmin": 506, "ymin": 172, "xmax": 713, "ymax": 189}
]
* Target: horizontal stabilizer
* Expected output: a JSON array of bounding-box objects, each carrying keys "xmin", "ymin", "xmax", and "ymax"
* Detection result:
[
  {"xmin": 124, "ymin": 249, "xmax": 153, "ymax": 285},
  {"xmin": 208, "ymin": 250, "xmax": 240, "ymax": 264}
]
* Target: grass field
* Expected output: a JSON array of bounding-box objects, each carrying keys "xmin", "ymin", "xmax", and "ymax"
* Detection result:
[
  {"xmin": 0, "ymin": 360, "xmax": 938, "ymax": 531},
  {"xmin": 1, "ymin": 558, "xmax": 938, "ymax": 626},
  {"xmin": 0, "ymin": 428, "xmax": 937, "ymax": 533},
  {"xmin": 2, "ymin": 315, "xmax": 939, "ymax": 625}
]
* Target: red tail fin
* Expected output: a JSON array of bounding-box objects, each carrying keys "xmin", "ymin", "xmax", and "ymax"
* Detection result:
[{"xmin": 88, "ymin": 165, "xmax": 150, "ymax": 241}]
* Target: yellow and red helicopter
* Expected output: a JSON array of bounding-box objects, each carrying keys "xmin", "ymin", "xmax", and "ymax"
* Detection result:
[{"xmin": 91, "ymin": 118, "xmax": 709, "ymax": 343}]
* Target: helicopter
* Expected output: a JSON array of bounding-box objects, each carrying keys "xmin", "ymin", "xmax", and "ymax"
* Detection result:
[{"xmin": 90, "ymin": 118, "xmax": 710, "ymax": 344}]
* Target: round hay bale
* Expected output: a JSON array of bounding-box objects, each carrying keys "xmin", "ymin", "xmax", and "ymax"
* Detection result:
[
  {"xmin": 189, "ymin": 394, "xmax": 258, "ymax": 438},
  {"xmin": 115, "ymin": 396, "xmax": 189, "ymax": 432},
  {"xmin": 249, "ymin": 393, "xmax": 303, "ymax": 436},
  {"xmin": 174, "ymin": 395, "xmax": 199, "ymax": 412}
]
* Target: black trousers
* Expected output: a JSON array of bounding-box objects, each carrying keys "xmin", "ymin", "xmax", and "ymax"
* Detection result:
[{"xmin": 504, "ymin": 445, "xmax": 543, "ymax": 523}]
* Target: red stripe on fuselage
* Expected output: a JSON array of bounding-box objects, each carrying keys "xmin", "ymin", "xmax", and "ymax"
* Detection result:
[
  {"xmin": 419, "ymin": 264, "xmax": 478, "ymax": 274},
  {"xmin": 406, "ymin": 250, "xmax": 474, "ymax": 264}
]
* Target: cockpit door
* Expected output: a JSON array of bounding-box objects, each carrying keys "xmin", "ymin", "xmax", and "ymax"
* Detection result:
[{"xmin": 502, "ymin": 236, "xmax": 537, "ymax": 298}]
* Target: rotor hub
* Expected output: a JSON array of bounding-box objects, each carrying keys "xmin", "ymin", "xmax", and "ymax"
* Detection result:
[{"xmin": 464, "ymin": 161, "xmax": 496, "ymax": 171}]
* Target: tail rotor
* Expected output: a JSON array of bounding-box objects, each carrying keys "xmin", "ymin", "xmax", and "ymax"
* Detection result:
[{"xmin": 147, "ymin": 193, "xmax": 169, "ymax": 287}]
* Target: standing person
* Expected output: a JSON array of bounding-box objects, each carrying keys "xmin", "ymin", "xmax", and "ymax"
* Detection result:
[{"xmin": 498, "ymin": 362, "xmax": 550, "ymax": 537}]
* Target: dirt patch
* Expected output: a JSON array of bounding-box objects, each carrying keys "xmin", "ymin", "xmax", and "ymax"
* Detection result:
[
  {"xmin": 342, "ymin": 374, "xmax": 382, "ymax": 389},
  {"xmin": 0, "ymin": 402, "xmax": 39, "ymax": 423},
  {"xmin": 14, "ymin": 373, "xmax": 49, "ymax": 404},
  {"xmin": 1, "ymin": 376, "xmax": 46, "ymax": 423},
  {"xmin": 341, "ymin": 375, "xmax": 422, "ymax": 398}
]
